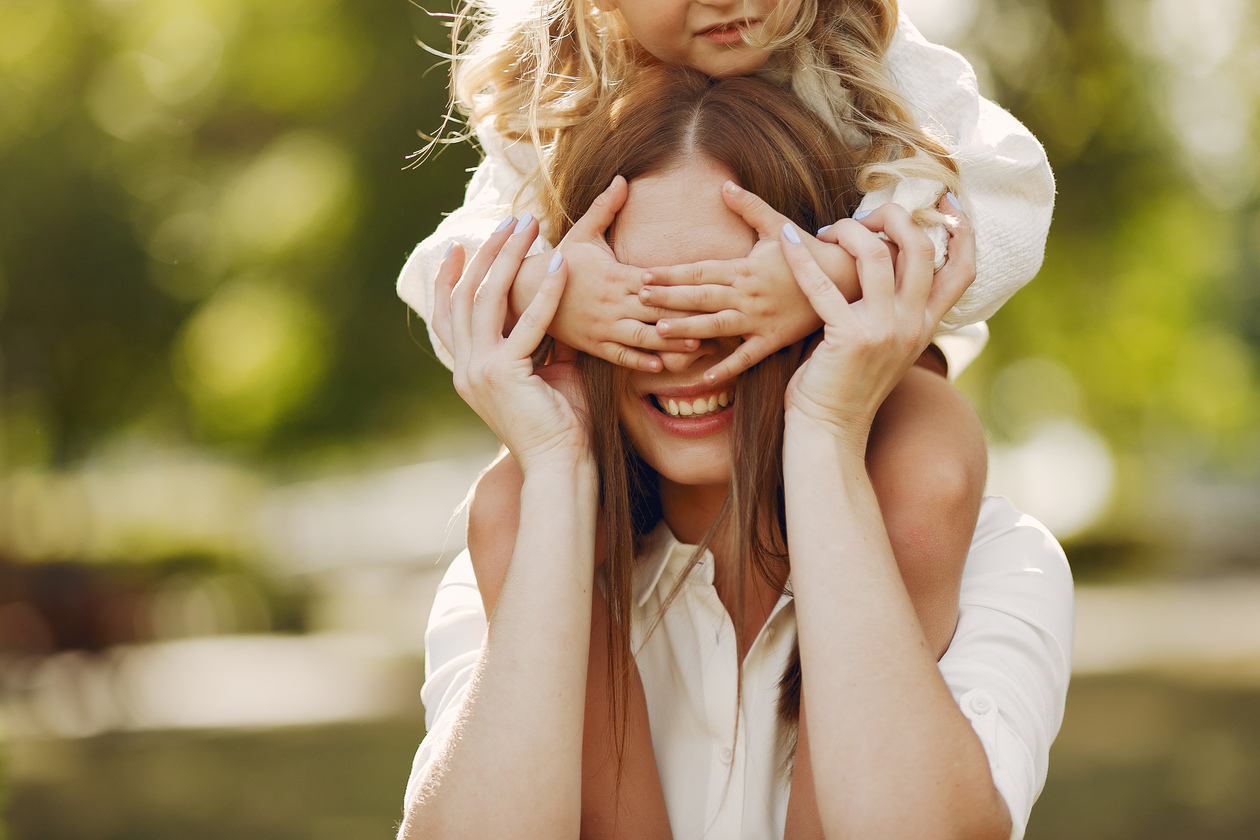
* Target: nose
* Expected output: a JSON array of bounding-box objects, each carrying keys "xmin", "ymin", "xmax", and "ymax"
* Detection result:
[{"xmin": 657, "ymin": 339, "xmax": 728, "ymax": 374}]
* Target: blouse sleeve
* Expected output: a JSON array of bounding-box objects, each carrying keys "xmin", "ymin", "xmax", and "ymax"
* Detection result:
[
  {"xmin": 938, "ymin": 496, "xmax": 1075, "ymax": 840},
  {"xmin": 403, "ymin": 549, "xmax": 489, "ymax": 807},
  {"xmin": 396, "ymin": 124, "xmax": 550, "ymax": 371},
  {"xmin": 857, "ymin": 11, "xmax": 1056, "ymax": 372}
]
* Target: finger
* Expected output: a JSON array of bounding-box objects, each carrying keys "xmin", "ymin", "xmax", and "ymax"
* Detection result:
[
  {"xmin": 430, "ymin": 242, "xmax": 465, "ymax": 356},
  {"xmin": 451, "ymin": 217, "xmax": 513, "ymax": 356},
  {"xmin": 473, "ymin": 213, "xmax": 539, "ymax": 343},
  {"xmin": 568, "ymin": 175, "xmax": 628, "ymax": 240},
  {"xmin": 820, "ymin": 219, "xmax": 896, "ymax": 316},
  {"xmin": 854, "ymin": 204, "xmax": 935, "ymax": 307},
  {"xmin": 460, "ymin": 213, "xmax": 517, "ymax": 293},
  {"xmin": 779, "ymin": 222, "xmax": 856, "ymax": 326},
  {"xmin": 722, "ymin": 180, "xmax": 791, "ymax": 241},
  {"xmin": 639, "ymin": 284, "xmax": 739, "ymax": 313},
  {"xmin": 594, "ymin": 342, "xmax": 672, "ymax": 372},
  {"xmin": 505, "ymin": 250, "xmax": 565, "ymax": 359},
  {"xmin": 656, "ymin": 310, "xmax": 750, "ymax": 340},
  {"xmin": 641, "ymin": 260, "xmax": 741, "ymax": 288},
  {"xmin": 927, "ymin": 192, "xmax": 977, "ymax": 325},
  {"xmin": 607, "ymin": 320, "xmax": 700, "ymax": 354},
  {"xmin": 702, "ymin": 337, "xmax": 775, "ymax": 384}
]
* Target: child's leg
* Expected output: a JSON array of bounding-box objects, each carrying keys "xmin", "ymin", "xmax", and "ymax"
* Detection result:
[
  {"xmin": 865, "ymin": 358, "xmax": 987, "ymax": 658},
  {"xmin": 783, "ymin": 355, "xmax": 986, "ymax": 838},
  {"xmin": 466, "ymin": 453, "xmax": 672, "ymax": 838}
]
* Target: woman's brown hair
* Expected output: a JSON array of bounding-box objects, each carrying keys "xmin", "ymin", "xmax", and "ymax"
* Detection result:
[{"xmin": 545, "ymin": 64, "xmax": 858, "ymax": 776}]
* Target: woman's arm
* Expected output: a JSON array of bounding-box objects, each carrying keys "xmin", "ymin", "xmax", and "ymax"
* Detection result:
[
  {"xmin": 778, "ymin": 208, "xmax": 1009, "ymax": 839},
  {"xmin": 399, "ymin": 223, "xmax": 598, "ymax": 840}
]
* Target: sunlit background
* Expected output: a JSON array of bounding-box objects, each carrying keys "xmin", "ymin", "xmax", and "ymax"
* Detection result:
[{"xmin": 0, "ymin": 0, "xmax": 1258, "ymax": 836}]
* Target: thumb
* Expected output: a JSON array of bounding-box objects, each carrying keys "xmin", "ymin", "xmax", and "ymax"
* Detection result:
[
  {"xmin": 569, "ymin": 175, "xmax": 628, "ymax": 240},
  {"xmin": 722, "ymin": 180, "xmax": 788, "ymax": 240}
]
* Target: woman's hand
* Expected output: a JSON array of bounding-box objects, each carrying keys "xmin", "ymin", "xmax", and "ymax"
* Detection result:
[
  {"xmin": 431, "ymin": 215, "xmax": 589, "ymax": 473},
  {"xmin": 779, "ymin": 203, "xmax": 975, "ymax": 450},
  {"xmin": 524, "ymin": 176, "xmax": 697, "ymax": 373},
  {"xmin": 637, "ymin": 181, "xmax": 862, "ymax": 384}
]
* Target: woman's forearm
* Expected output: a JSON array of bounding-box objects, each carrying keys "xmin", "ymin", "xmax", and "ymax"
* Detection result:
[
  {"xmin": 783, "ymin": 419, "xmax": 1009, "ymax": 840},
  {"xmin": 401, "ymin": 458, "xmax": 599, "ymax": 840}
]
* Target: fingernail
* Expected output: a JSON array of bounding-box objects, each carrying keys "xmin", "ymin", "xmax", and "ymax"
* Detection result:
[
  {"xmin": 705, "ymin": 371, "xmax": 716, "ymax": 383},
  {"xmin": 513, "ymin": 211, "xmax": 533, "ymax": 233},
  {"xmin": 658, "ymin": 320, "xmax": 670, "ymax": 335},
  {"xmin": 443, "ymin": 242, "xmax": 453, "ymax": 258},
  {"xmin": 639, "ymin": 288, "xmax": 651, "ymax": 302},
  {"xmin": 649, "ymin": 358, "xmax": 661, "ymax": 372},
  {"xmin": 782, "ymin": 223, "xmax": 802, "ymax": 244},
  {"xmin": 685, "ymin": 339, "xmax": 698, "ymax": 350},
  {"xmin": 495, "ymin": 215, "xmax": 514, "ymax": 233},
  {"xmin": 852, "ymin": 209, "xmax": 872, "ymax": 221},
  {"xmin": 724, "ymin": 180, "xmax": 741, "ymax": 193},
  {"xmin": 816, "ymin": 224, "xmax": 831, "ymax": 235},
  {"xmin": 548, "ymin": 251, "xmax": 564, "ymax": 273},
  {"xmin": 945, "ymin": 192, "xmax": 963, "ymax": 212}
]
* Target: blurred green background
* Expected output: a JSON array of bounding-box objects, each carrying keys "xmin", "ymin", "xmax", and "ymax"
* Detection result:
[{"xmin": 1, "ymin": 0, "xmax": 1259, "ymax": 837}]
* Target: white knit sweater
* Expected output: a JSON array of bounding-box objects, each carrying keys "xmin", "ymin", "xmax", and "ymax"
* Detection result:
[{"xmin": 397, "ymin": 11, "xmax": 1055, "ymax": 376}]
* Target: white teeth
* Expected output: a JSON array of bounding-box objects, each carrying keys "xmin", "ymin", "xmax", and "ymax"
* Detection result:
[{"xmin": 656, "ymin": 391, "xmax": 734, "ymax": 417}]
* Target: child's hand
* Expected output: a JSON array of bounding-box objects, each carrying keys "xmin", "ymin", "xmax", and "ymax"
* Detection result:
[
  {"xmin": 516, "ymin": 176, "xmax": 698, "ymax": 373},
  {"xmin": 639, "ymin": 181, "xmax": 861, "ymax": 384}
]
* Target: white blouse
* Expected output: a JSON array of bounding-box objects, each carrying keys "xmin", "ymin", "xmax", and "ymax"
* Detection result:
[
  {"xmin": 406, "ymin": 496, "xmax": 1074, "ymax": 840},
  {"xmin": 396, "ymin": 11, "xmax": 1054, "ymax": 379}
]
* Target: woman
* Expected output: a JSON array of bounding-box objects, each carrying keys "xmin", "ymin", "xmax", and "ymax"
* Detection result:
[{"xmin": 401, "ymin": 67, "xmax": 1072, "ymax": 840}]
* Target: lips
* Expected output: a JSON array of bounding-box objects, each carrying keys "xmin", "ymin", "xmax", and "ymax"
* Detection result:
[
  {"xmin": 697, "ymin": 19, "xmax": 755, "ymax": 45},
  {"xmin": 638, "ymin": 385, "xmax": 736, "ymax": 439}
]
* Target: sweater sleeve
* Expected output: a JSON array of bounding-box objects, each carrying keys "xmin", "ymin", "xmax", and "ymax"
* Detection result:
[
  {"xmin": 396, "ymin": 124, "xmax": 550, "ymax": 371},
  {"xmin": 857, "ymin": 11, "xmax": 1056, "ymax": 333}
]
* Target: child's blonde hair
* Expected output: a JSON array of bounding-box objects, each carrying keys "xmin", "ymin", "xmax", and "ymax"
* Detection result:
[{"xmin": 444, "ymin": 0, "xmax": 960, "ymax": 228}]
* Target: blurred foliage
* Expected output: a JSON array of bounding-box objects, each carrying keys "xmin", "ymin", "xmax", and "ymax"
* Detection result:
[
  {"xmin": 0, "ymin": 0, "xmax": 1258, "ymax": 559},
  {"xmin": 954, "ymin": 0, "xmax": 1260, "ymax": 470},
  {"xmin": 0, "ymin": 0, "xmax": 479, "ymax": 469}
]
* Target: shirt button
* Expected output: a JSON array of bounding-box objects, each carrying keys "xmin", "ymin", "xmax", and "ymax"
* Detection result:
[
  {"xmin": 720, "ymin": 746, "xmax": 733, "ymax": 764},
  {"xmin": 969, "ymin": 694, "xmax": 993, "ymax": 715}
]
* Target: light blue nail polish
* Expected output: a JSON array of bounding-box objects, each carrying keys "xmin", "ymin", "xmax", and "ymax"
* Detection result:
[
  {"xmin": 495, "ymin": 215, "xmax": 514, "ymax": 233},
  {"xmin": 443, "ymin": 242, "xmax": 453, "ymax": 258},
  {"xmin": 853, "ymin": 209, "xmax": 873, "ymax": 221},
  {"xmin": 816, "ymin": 224, "xmax": 832, "ymax": 235},
  {"xmin": 514, "ymin": 211, "xmax": 533, "ymax": 233},
  {"xmin": 548, "ymin": 251, "xmax": 563, "ymax": 273},
  {"xmin": 782, "ymin": 223, "xmax": 802, "ymax": 245},
  {"xmin": 945, "ymin": 192, "xmax": 963, "ymax": 212}
]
